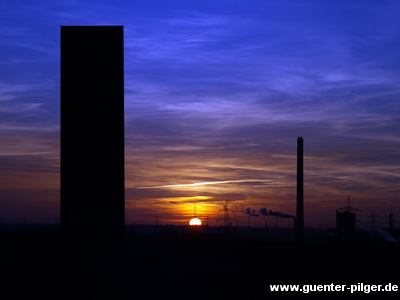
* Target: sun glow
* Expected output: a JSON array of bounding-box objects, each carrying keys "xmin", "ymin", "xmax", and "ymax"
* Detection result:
[{"xmin": 189, "ymin": 218, "xmax": 202, "ymax": 226}]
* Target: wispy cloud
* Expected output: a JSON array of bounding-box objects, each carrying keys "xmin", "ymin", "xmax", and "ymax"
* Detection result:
[
  {"xmin": 125, "ymin": 12, "xmax": 235, "ymax": 64},
  {"xmin": 0, "ymin": 82, "xmax": 41, "ymax": 102},
  {"xmin": 137, "ymin": 179, "xmax": 273, "ymax": 189}
]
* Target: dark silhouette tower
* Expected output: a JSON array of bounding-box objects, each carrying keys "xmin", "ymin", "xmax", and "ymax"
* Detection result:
[
  {"xmin": 60, "ymin": 26, "xmax": 125, "ymax": 240},
  {"xmin": 336, "ymin": 196, "xmax": 360, "ymax": 244},
  {"xmin": 296, "ymin": 137, "xmax": 304, "ymax": 241},
  {"xmin": 389, "ymin": 212, "xmax": 394, "ymax": 232}
]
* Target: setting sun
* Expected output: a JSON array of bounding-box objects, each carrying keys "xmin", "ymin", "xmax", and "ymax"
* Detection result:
[{"xmin": 189, "ymin": 218, "xmax": 202, "ymax": 226}]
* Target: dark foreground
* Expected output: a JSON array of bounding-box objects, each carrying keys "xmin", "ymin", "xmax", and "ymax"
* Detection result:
[{"xmin": 1, "ymin": 225, "xmax": 399, "ymax": 300}]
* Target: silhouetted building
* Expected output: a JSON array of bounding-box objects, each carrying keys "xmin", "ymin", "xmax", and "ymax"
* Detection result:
[
  {"xmin": 295, "ymin": 137, "xmax": 304, "ymax": 241},
  {"xmin": 389, "ymin": 212, "xmax": 394, "ymax": 232},
  {"xmin": 336, "ymin": 196, "xmax": 360, "ymax": 244},
  {"xmin": 60, "ymin": 26, "xmax": 125, "ymax": 240},
  {"xmin": 336, "ymin": 211, "xmax": 356, "ymax": 235}
]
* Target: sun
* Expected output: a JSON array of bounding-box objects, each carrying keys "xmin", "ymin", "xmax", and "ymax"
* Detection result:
[{"xmin": 189, "ymin": 218, "xmax": 202, "ymax": 226}]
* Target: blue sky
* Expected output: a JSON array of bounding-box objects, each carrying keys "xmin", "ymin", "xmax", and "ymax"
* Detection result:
[{"xmin": 1, "ymin": 0, "xmax": 400, "ymax": 227}]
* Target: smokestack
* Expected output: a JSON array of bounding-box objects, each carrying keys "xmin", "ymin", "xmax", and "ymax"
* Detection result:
[
  {"xmin": 296, "ymin": 137, "xmax": 304, "ymax": 241},
  {"xmin": 60, "ymin": 26, "xmax": 125, "ymax": 241}
]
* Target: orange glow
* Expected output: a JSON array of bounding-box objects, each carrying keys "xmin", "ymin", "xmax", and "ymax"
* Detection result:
[{"xmin": 189, "ymin": 218, "xmax": 202, "ymax": 226}]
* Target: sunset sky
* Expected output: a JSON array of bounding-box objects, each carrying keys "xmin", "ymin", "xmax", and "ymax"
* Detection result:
[{"xmin": 1, "ymin": 0, "xmax": 399, "ymax": 227}]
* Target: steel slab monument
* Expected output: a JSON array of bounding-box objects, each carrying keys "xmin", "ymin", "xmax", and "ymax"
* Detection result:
[{"xmin": 60, "ymin": 26, "xmax": 125, "ymax": 240}]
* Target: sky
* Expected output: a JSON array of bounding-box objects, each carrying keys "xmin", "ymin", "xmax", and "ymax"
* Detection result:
[{"xmin": 0, "ymin": 0, "xmax": 399, "ymax": 228}]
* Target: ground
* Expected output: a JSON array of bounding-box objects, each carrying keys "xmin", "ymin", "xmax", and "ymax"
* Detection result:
[{"xmin": 1, "ymin": 225, "xmax": 399, "ymax": 299}]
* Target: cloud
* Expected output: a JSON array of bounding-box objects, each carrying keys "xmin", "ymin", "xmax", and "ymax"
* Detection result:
[
  {"xmin": 136, "ymin": 179, "xmax": 273, "ymax": 189},
  {"xmin": 0, "ymin": 82, "xmax": 42, "ymax": 102},
  {"xmin": 125, "ymin": 12, "xmax": 236, "ymax": 65}
]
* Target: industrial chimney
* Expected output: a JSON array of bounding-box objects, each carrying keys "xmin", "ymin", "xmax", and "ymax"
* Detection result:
[{"xmin": 296, "ymin": 137, "xmax": 304, "ymax": 241}]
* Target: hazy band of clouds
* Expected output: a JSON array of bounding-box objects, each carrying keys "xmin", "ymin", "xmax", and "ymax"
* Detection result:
[{"xmin": 136, "ymin": 179, "xmax": 273, "ymax": 189}]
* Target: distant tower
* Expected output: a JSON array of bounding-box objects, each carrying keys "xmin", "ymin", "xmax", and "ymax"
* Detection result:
[
  {"xmin": 60, "ymin": 26, "xmax": 125, "ymax": 240},
  {"xmin": 217, "ymin": 200, "xmax": 239, "ymax": 228},
  {"xmin": 336, "ymin": 196, "xmax": 360, "ymax": 243},
  {"xmin": 295, "ymin": 137, "xmax": 304, "ymax": 241},
  {"xmin": 389, "ymin": 210, "xmax": 394, "ymax": 232}
]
